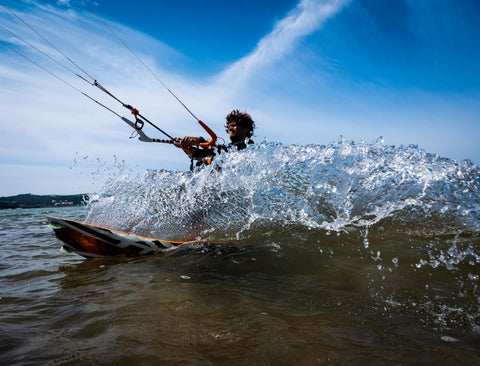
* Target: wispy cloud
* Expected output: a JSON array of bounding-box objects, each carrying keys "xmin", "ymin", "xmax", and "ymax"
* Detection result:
[{"xmin": 218, "ymin": 0, "xmax": 350, "ymax": 87}]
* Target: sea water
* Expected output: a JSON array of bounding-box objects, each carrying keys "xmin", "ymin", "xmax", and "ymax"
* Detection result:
[{"xmin": 1, "ymin": 138, "xmax": 479, "ymax": 365}]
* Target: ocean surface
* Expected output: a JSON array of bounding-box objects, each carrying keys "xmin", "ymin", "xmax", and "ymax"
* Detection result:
[{"xmin": 1, "ymin": 139, "xmax": 480, "ymax": 365}]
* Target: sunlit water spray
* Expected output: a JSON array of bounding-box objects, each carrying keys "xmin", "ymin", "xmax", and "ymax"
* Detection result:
[{"xmin": 85, "ymin": 137, "xmax": 480, "ymax": 239}]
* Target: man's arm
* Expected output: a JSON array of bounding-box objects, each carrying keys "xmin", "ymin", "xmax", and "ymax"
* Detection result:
[{"xmin": 174, "ymin": 136, "xmax": 206, "ymax": 156}]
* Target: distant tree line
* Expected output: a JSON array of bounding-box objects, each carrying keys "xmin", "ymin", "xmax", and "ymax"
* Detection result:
[{"xmin": 0, "ymin": 194, "xmax": 89, "ymax": 209}]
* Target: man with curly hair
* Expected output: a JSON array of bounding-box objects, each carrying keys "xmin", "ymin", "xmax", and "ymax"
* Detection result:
[
  {"xmin": 223, "ymin": 109, "xmax": 255, "ymax": 150},
  {"xmin": 175, "ymin": 109, "xmax": 255, "ymax": 169}
]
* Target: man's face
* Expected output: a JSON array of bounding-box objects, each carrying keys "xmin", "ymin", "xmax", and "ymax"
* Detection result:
[{"xmin": 227, "ymin": 121, "xmax": 249, "ymax": 143}]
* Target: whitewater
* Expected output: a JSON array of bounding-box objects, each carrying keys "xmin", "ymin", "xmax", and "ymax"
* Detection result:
[{"xmin": 86, "ymin": 137, "xmax": 480, "ymax": 239}]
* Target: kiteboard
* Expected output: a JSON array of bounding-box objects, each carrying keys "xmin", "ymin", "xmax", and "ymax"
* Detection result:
[{"xmin": 47, "ymin": 216, "xmax": 210, "ymax": 258}]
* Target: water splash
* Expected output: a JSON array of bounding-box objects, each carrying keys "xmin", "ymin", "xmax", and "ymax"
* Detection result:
[
  {"xmin": 82, "ymin": 137, "xmax": 480, "ymax": 333},
  {"xmin": 86, "ymin": 138, "xmax": 480, "ymax": 240}
]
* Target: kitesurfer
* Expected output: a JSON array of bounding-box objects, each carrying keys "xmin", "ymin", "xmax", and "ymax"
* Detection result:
[{"xmin": 175, "ymin": 109, "xmax": 255, "ymax": 168}]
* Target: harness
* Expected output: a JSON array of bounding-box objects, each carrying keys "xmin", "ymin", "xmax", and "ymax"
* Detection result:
[{"xmin": 188, "ymin": 138, "xmax": 254, "ymax": 171}]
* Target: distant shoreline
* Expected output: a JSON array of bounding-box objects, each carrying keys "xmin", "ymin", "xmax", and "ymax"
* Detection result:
[{"xmin": 0, "ymin": 193, "xmax": 89, "ymax": 210}]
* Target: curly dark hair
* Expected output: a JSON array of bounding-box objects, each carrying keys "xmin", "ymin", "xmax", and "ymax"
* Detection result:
[{"xmin": 225, "ymin": 110, "xmax": 255, "ymax": 138}]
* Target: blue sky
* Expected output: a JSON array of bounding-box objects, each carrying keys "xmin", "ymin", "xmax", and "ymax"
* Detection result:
[{"xmin": 0, "ymin": 0, "xmax": 479, "ymax": 195}]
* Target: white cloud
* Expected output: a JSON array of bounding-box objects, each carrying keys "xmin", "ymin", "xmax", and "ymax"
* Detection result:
[{"xmin": 218, "ymin": 0, "xmax": 350, "ymax": 88}]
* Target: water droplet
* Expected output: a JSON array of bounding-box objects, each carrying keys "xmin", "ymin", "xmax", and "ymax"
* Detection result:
[{"xmin": 441, "ymin": 336, "xmax": 459, "ymax": 343}]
